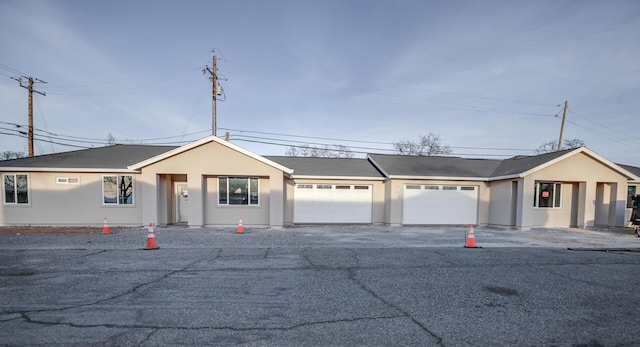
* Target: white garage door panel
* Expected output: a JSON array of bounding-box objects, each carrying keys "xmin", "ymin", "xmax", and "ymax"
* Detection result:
[
  {"xmin": 294, "ymin": 185, "xmax": 372, "ymax": 223},
  {"xmin": 403, "ymin": 185, "xmax": 478, "ymax": 225}
]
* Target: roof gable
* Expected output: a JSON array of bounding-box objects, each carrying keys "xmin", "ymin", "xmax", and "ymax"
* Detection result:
[
  {"xmin": 491, "ymin": 147, "xmax": 638, "ymax": 180},
  {"xmin": 129, "ymin": 135, "xmax": 294, "ymax": 174}
]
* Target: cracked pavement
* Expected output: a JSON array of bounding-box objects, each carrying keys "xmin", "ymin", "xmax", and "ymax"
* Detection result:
[{"xmin": 1, "ymin": 226, "xmax": 640, "ymax": 346}]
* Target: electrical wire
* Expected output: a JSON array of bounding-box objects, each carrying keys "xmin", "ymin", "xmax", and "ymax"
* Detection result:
[{"xmin": 221, "ymin": 128, "xmax": 535, "ymax": 152}]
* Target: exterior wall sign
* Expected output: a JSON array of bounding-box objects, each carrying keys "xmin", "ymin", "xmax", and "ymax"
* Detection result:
[{"xmin": 57, "ymin": 177, "xmax": 80, "ymax": 184}]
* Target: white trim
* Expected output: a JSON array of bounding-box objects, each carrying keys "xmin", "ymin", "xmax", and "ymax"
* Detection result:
[
  {"xmin": 291, "ymin": 175, "xmax": 384, "ymax": 181},
  {"xmin": 366, "ymin": 155, "xmax": 390, "ymax": 178},
  {"xmin": 128, "ymin": 135, "xmax": 294, "ymax": 174},
  {"xmin": 387, "ymin": 175, "xmax": 489, "ymax": 181}
]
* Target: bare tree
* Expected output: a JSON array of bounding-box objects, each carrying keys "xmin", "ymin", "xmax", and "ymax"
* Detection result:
[
  {"xmin": 393, "ymin": 133, "xmax": 453, "ymax": 156},
  {"xmin": 286, "ymin": 144, "xmax": 354, "ymax": 158},
  {"xmin": 535, "ymin": 138, "xmax": 585, "ymax": 154},
  {"xmin": 1, "ymin": 151, "xmax": 25, "ymax": 160},
  {"xmin": 107, "ymin": 132, "xmax": 117, "ymax": 145}
]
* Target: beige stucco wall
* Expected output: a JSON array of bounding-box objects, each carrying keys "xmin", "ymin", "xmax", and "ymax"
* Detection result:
[
  {"xmin": 0, "ymin": 171, "xmax": 143, "ymax": 227},
  {"xmin": 517, "ymin": 152, "xmax": 628, "ymax": 229},
  {"xmin": 384, "ymin": 179, "xmax": 490, "ymax": 227},
  {"xmin": 138, "ymin": 141, "xmax": 285, "ymax": 228},
  {"xmin": 282, "ymin": 178, "xmax": 386, "ymax": 225},
  {"xmin": 488, "ymin": 179, "xmax": 515, "ymax": 227}
]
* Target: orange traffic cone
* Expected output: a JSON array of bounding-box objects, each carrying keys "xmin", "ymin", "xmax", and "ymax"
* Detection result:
[
  {"xmin": 465, "ymin": 225, "xmax": 478, "ymax": 248},
  {"xmin": 144, "ymin": 223, "xmax": 159, "ymax": 250},
  {"xmin": 102, "ymin": 217, "xmax": 110, "ymax": 235},
  {"xmin": 237, "ymin": 217, "xmax": 244, "ymax": 234}
]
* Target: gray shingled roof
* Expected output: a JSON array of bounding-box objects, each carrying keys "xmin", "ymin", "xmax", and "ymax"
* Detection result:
[
  {"xmin": 0, "ymin": 145, "xmax": 177, "ymax": 170},
  {"xmin": 618, "ymin": 163, "xmax": 640, "ymax": 179},
  {"xmin": 367, "ymin": 154, "xmax": 502, "ymax": 178},
  {"xmin": 265, "ymin": 156, "xmax": 384, "ymax": 178},
  {"xmin": 490, "ymin": 148, "xmax": 574, "ymax": 177}
]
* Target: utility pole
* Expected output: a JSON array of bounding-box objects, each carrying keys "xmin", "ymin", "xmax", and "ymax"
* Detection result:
[
  {"xmin": 556, "ymin": 100, "xmax": 568, "ymax": 151},
  {"xmin": 11, "ymin": 76, "xmax": 46, "ymax": 157},
  {"xmin": 203, "ymin": 52, "xmax": 222, "ymax": 136}
]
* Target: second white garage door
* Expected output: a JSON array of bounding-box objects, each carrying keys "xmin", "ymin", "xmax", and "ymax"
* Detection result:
[
  {"xmin": 403, "ymin": 184, "xmax": 478, "ymax": 225},
  {"xmin": 294, "ymin": 184, "xmax": 372, "ymax": 223}
]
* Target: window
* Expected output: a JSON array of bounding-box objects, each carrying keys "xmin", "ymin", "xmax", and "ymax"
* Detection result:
[
  {"xmin": 4, "ymin": 174, "xmax": 28, "ymax": 204},
  {"xmin": 335, "ymin": 185, "xmax": 351, "ymax": 190},
  {"xmin": 317, "ymin": 185, "xmax": 332, "ymax": 189},
  {"xmin": 628, "ymin": 186, "xmax": 637, "ymax": 208},
  {"xmin": 534, "ymin": 182, "xmax": 562, "ymax": 208},
  {"xmin": 443, "ymin": 186, "xmax": 458, "ymax": 191},
  {"xmin": 461, "ymin": 186, "xmax": 476, "ymax": 191},
  {"xmin": 406, "ymin": 185, "xmax": 421, "ymax": 190},
  {"xmin": 424, "ymin": 185, "xmax": 440, "ymax": 190},
  {"xmin": 218, "ymin": 177, "xmax": 259, "ymax": 205},
  {"xmin": 103, "ymin": 176, "xmax": 133, "ymax": 205}
]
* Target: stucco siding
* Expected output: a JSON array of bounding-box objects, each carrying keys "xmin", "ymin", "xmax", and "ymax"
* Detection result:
[
  {"xmin": 204, "ymin": 176, "xmax": 271, "ymax": 226},
  {"xmin": 523, "ymin": 152, "xmax": 628, "ymax": 228},
  {"xmin": 139, "ymin": 141, "xmax": 286, "ymax": 228},
  {"xmin": 1, "ymin": 171, "xmax": 143, "ymax": 226},
  {"xmin": 488, "ymin": 180, "xmax": 514, "ymax": 227}
]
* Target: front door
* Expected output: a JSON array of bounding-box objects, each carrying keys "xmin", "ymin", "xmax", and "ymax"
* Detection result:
[{"xmin": 175, "ymin": 183, "xmax": 188, "ymax": 224}]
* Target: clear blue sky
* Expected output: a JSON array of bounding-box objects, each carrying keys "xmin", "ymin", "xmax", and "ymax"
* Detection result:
[{"xmin": 1, "ymin": 0, "xmax": 639, "ymax": 164}]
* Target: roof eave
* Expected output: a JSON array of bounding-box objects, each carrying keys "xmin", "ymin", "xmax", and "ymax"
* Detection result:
[
  {"xmin": 387, "ymin": 175, "xmax": 489, "ymax": 181},
  {"xmin": 0, "ymin": 167, "xmax": 140, "ymax": 173}
]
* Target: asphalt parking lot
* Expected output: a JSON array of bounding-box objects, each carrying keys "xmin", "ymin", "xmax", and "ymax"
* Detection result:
[{"xmin": 2, "ymin": 225, "xmax": 640, "ymax": 346}]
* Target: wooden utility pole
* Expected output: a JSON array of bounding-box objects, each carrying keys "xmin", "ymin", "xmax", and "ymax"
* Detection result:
[
  {"xmin": 11, "ymin": 76, "xmax": 46, "ymax": 157},
  {"xmin": 204, "ymin": 53, "xmax": 219, "ymax": 136},
  {"xmin": 557, "ymin": 100, "xmax": 568, "ymax": 151}
]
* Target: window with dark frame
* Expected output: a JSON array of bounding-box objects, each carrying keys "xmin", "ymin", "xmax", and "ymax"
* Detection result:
[
  {"xmin": 218, "ymin": 177, "xmax": 259, "ymax": 205},
  {"xmin": 534, "ymin": 182, "xmax": 562, "ymax": 208}
]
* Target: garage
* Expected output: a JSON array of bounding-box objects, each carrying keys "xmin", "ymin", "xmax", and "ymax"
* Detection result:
[
  {"xmin": 403, "ymin": 184, "xmax": 478, "ymax": 225},
  {"xmin": 294, "ymin": 184, "xmax": 372, "ymax": 223}
]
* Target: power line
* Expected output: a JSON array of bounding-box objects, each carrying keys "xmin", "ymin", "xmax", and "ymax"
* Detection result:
[{"xmin": 221, "ymin": 128, "xmax": 535, "ymax": 152}]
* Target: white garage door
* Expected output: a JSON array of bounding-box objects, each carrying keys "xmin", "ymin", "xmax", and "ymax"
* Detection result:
[
  {"xmin": 403, "ymin": 184, "xmax": 478, "ymax": 225},
  {"xmin": 294, "ymin": 184, "xmax": 372, "ymax": 223}
]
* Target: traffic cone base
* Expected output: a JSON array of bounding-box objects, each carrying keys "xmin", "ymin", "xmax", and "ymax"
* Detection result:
[
  {"xmin": 102, "ymin": 217, "xmax": 110, "ymax": 235},
  {"xmin": 237, "ymin": 217, "xmax": 244, "ymax": 234},
  {"xmin": 144, "ymin": 223, "xmax": 159, "ymax": 250},
  {"xmin": 465, "ymin": 225, "xmax": 478, "ymax": 248}
]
